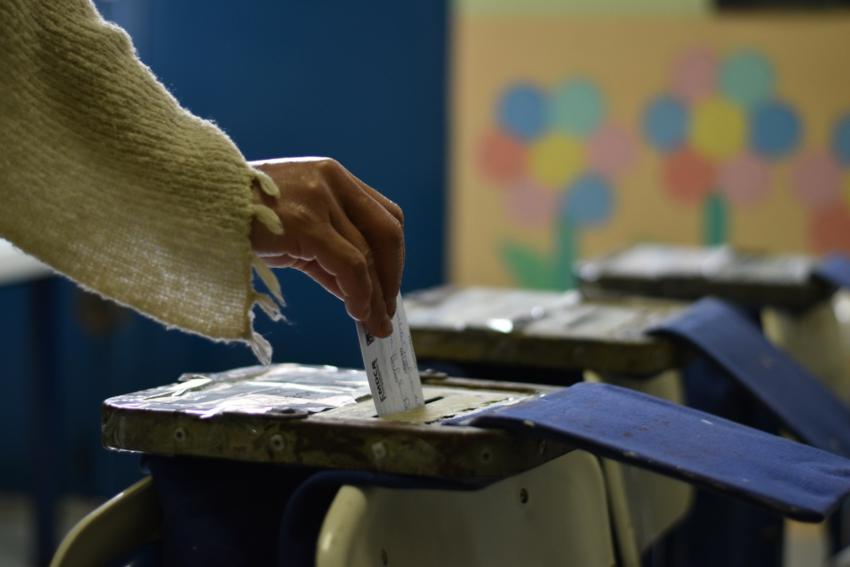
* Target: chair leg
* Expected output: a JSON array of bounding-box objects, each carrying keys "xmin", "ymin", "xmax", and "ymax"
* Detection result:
[{"xmin": 50, "ymin": 476, "xmax": 160, "ymax": 567}]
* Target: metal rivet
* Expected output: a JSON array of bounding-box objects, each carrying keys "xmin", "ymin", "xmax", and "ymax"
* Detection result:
[
  {"xmin": 520, "ymin": 488, "xmax": 529, "ymax": 504},
  {"xmin": 479, "ymin": 448, "xmax": 492, "ymax": 463},
  {"xmin": 270, "ymin": 434, "xmax": 285, "ymax": 452},
  {"xmin": 372, "ymin": 442, "xmax": 387, "ymax": 460},
  {"xmin": 174, "ymin": 427, "xmax": 186, "ymax": 443}
]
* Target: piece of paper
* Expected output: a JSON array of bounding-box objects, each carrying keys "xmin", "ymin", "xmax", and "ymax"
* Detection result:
[{"xmin": 356, "ymin": 292, "xmax": 424, "ymax": 416}]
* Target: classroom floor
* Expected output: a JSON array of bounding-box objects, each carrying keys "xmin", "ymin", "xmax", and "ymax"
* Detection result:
[
  {"xmin": 0, "ymin": 492, "xmax": 833, "ymax": 567},
  {"xmin": 0, "ymin": 493, "xmax": 97, "ymax": 567}
]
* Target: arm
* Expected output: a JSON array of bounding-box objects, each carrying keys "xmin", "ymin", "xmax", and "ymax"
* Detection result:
[{"xmin": 0, "ymin": 0, "xmax": 402, "ymax": 361}]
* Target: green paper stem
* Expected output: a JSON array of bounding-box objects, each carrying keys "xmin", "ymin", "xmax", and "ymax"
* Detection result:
[
  {"xmin": 500, "ymin": 241, "xmax": 554, "ymax": 289},
  {"xmin": 703, "ymin": 193, "xmax": 728, "ymax": 246},
  {"xmin": 554, "ymin": 218, "xmax": 577, "ymax": 290}
]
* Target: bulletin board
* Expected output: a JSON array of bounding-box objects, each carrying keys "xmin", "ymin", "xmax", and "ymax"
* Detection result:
[{"xmin": 450, "ymin": 12, "xmax": 850, "ymax": 288}]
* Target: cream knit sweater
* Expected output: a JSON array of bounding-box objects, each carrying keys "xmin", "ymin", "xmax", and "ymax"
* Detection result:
[{"xmin": 0, "ymin": 0, "xmax": 285, "ymax": 361}]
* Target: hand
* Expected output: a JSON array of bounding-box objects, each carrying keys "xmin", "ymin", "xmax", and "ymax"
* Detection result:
[{"xmin": 249, "ymin": 157, "xmax": 404, "ymax": 338}]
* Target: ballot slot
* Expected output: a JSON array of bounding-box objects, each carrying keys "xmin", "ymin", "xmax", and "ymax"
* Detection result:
[
  {"xmin": 356, "ymin": 292, "xmax": 425, "ymax": 417},
  {"xmin": 318, "ymin": 384, "xmax": 533, "ymax": 424}
]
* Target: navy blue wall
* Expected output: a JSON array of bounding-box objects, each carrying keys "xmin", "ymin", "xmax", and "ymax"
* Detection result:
[
  {"xmin": 0, "ymin": 0, "xmax": 447, "ymax": 496},
  {"xmin": 116, "ymin": 0, "xmax": 448, "ymax": 366}
]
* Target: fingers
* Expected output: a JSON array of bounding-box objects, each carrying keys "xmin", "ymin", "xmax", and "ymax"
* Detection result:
[
  {"xmin": 328, "ymin": 201, "xmax": 394, "ymax": 337},
  {"xmin": 262, "ymin": 256, "xmax": 345, "ymax": 301},
  {"xmin": 300, "ymin": 224, "xmax": 375, "ymax": 324},
  {"xmin": 323, "ymin": 163, "xmax": 404, "ymax": 316},
  {"xmin": 299, "ymin": 260, "xmax": 345, "ymax": 301},
  {"xmin": 331, "ymin": 180, "xmax": 404, "ymax": 317},
  {"xmin": 348, "ymin": 196, "xmax": 404, "ymax": 317},
  {"xmin": 340, "ymin": 168, "xmax": 405, "ymax": 225}
]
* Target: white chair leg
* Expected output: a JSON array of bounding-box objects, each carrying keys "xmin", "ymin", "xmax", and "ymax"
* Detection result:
[{"xmin": 585, "ymin": 369, "xmax": 694, "ymax": 566}]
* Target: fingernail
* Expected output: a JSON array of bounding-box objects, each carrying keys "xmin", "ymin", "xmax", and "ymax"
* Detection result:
[
  {"xmin": 351, "ymin": 305, "xmax": 370, "ymax": 321},
  {"xmin": 382, "ymin": 316, "xmax": 393, "ymax": 336},
  {"xmin": 386, "ymin": 297, "xmax": 397, "ymax": 318}
]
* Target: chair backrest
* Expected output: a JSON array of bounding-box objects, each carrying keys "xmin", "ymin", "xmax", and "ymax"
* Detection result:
[
  {"xmin": 763, "ymin": 301, "xmax": 850, "ymax": 403},
  {"xmin": 316, "ymin": 450, "xmax": 616, "ymax": 567}
]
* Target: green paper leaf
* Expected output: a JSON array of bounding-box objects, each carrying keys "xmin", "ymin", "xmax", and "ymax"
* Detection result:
[{"xmin": 501, "ymin": 241, "xmax": 555, "ymax": 289}]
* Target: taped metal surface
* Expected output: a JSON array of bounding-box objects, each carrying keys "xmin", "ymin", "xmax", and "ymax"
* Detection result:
[
  {"xmin": 102, "ymin": 369, "xmax": 567, "ymax": 479},
  {"xmin": 578, "ymin": 244, "xmax": 828, "ymax": 308},
  {"xmin": 580, "ymin": 244, "xmax": 814, "ymax": 283},
  {"xmin": 405, "ymin": 286, "xmax": 682, "ymax": 374},
  {"xmin": 104, "ymin": 364, "xmax": 372, "ymax": 419},
  {"xmin": 406, "ymin": 286, "xmax": 579, "ymax": 333}
]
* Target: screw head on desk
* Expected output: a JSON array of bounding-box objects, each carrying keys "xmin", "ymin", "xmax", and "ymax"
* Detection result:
[
  {"xmin": 269, "ymin": 434, "xmax": 286, "ymax": 452},
  {"xmin": 479, "ymin": 447, "xmax": 493, "ymax": 463},
  {"xmin": 173, "ymin": 427, "xmax": 186, "ymax": 443},
  {"xmin": 372, "ymin": 441, "xmax": 388, "ymax": 461},
  {"xmin": 538, "ymin": 440, "xmax": 547, "ymax": 456}
]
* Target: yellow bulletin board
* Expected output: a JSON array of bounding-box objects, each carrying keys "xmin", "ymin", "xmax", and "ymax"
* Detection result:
[{"xmin": 450, "ymin": 11, "xmax": 850, "ymax": 289}]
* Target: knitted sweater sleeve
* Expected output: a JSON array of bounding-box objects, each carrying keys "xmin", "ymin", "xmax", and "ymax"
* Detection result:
[{"xmin": 0, "ymin": 0, "xmax": 285, "ymax": 361}]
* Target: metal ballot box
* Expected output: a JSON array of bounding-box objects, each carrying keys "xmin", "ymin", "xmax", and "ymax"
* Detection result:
[
  {"xmin": 405, "ymin": 286, "xmax": 684, "ymax": 376},
  {"xmin": 578, "ymin": 245, "xmax": 850, "ymax": 558},
  {"xmin": 101, "ymin": 365, "xmax": 611, "ymax": 567},
  {"xmin": 102, "ymin": 364, "xmax": 566, "ymax": 479},
  {"xmin": 405, "ymin": 287, "xmax": 695, "ymax": 564},
  {"xmin": 96, "ymin": 363, "xmax": 850, "ymax": 567},
  {"xmin": 577, "ymin": 243, "xmax": 832, "ymax": 309},
  {"xmin": 404, "ymin": 285, "xmax": 850, "ymax": 566},
  {"xmin": 578, "ymin": 243, "xmax": 850, "ymax": 401}
]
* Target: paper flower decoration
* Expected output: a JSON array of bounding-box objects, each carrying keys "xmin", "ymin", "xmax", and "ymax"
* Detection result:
[
  {"xmin": 792, "ymin": 113, "xmax": 850, "ymax": 254},
  {"xmin": 643, "ymin": 48, "xmax": 802, "ymax": 245},
  {"xmin": 478, "ymin": 78, "xmax": 634, "ymax": 289}
]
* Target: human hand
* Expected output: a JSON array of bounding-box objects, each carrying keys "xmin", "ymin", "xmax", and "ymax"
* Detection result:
[{"xmin": 249, "ymin": 157, "xmax": 404, "ymax": 338}]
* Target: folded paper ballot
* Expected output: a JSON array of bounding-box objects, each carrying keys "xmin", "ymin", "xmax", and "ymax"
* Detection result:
[{"xmin": 356, "ymin": 292, "xmax": 425, "ymax": 416}]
